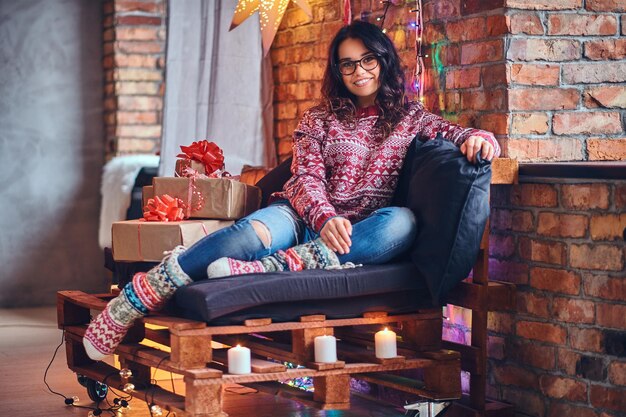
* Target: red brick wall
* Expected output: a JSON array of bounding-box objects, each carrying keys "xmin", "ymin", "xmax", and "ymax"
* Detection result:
[
  {"xmin": 271, "ymin": 0, "xmax": 343, "ymax": 162},
  {"xmin": 272, "ymin": 0, "xmax": 505, "ymax": 160},
  {"xmin": 487, "ymin": 180, "xmax": 626, "ymax": 416},
  {"xmin": 103, "ymin": 0, "xmax": 167, "ymax": 158},
  {"xmin": 505, "ymin": 0, "xmax": 626, "ymax": 161},
  {"xmin": 272, "ymin": 0, "xmax": 625, "ymax": 162}
]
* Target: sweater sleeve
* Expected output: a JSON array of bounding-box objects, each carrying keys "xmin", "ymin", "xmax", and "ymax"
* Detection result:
[
  {"xmin": 415, "ymin": 106, "xmax": 502, "ymax": 157},
  {"xmin": 282, "ymin": 108, "xmax": 338, "ymax": 233}
]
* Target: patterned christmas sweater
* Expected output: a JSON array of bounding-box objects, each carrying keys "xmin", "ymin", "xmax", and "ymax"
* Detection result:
[{"xmin": 273, "ymin": 101, "xmax": 501, "ymax": 233}]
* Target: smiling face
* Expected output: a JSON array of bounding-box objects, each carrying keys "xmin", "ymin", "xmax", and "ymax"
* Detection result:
[{"xmin": 337, "ymin": 37, "xmax": 381, "ymax": 108}]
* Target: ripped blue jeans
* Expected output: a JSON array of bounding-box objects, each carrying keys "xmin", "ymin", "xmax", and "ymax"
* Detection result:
[{"xmin": 177, "ymin": 200, "xmax": 417, "ymax": 281}]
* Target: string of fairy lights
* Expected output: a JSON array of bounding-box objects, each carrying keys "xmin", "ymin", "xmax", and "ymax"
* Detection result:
[
  {"xmin": 367, "ymin": 0, "xmax": 426, "ymax": 103},
  {"xmin": 44, "ymin": 330, "xmax": 170, "ymax": 416}
]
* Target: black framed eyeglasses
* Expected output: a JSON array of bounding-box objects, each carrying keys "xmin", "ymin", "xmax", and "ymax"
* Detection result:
[{"xmin": 337, "ymin": 54, "xmax": 380, "ymax": 76}]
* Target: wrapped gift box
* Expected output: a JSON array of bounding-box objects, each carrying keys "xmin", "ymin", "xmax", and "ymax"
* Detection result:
[
  {"xmin": 152, "ymin": 177, "xmax": 261, "ymax": 220},
  {"xmin": 142, "ymin": 185, "xmax": 154, "ymax": 209},
  {"xmin": 175, "ymin": 159, "xmax": 208, "ymax": 176},
  {"xmin": 112, "ymin": 219, "xmax": 233, "ymax": 262}
]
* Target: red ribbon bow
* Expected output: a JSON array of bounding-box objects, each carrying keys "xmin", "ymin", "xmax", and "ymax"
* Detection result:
[
  {"xmin": 142, "ymin": 194, "xmax": 185, "ymax": 222},
  {"xmin": 177, "ymin": 140, "xmax": 225, "ymax": 175}
]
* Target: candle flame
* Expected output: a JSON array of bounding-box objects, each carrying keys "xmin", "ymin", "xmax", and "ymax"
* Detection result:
[
  {"xmin": 236, "ymin": 344, "xmax": 241, "ymax": 347},
  {"xmin": 384, "ymin": 327, "xmax": 388, "ymax": 331}
]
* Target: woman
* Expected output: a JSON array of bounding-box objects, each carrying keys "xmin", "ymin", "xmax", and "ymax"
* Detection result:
[{"xmin": 83, "ymin": 20, "xmax": 500, "ymax": 360}]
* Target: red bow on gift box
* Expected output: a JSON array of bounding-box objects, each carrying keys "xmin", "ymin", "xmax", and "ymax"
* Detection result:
[
  {"xmin": 177, "ymin": 140, "xmax": 225, "ymax": 175},
  {"xmin": 142, "ymin": 194, "xmax": 185, "ymax": 222}
]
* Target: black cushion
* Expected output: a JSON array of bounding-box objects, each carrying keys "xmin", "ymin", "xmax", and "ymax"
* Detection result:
[
  {"xmin": 174, "ymin": 262, "xmax": 431, "ymax": 324},
  {"xmin": 126, "ymin": 166, "xmax": 158, "ymax": 220},
  {"xmin": 255, "ymin": 157, "xmax": 293, "ymax": 208},
  {"xmin": 405, "ymin": 137, "xmax": 491, "ymax": 305}
]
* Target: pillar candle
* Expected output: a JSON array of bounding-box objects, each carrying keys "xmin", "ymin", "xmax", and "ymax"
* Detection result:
[
  {"xmin": 314, "ymin": 335, "xmax": 337, "ymax": 363},
  {"xmin": 227, "ymin": 344, "xmax": 251, "ymax": 374},
  {"xmin": 375, "ymin": 327, "xmax": 397, "ymax": 359}
]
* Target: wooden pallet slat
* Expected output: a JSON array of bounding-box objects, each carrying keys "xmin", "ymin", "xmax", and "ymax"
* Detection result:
[
  {"xmin": 446, "ymin": 281, "xmax": 515, "ymax": 312},
  {"xmin": 143, "ymin": 315, "xmax": 207, "ymax": 331},
  {"xmin": 58, "ymin": 290, "xmax": 110, "ymax": 311},
  {"xmin": 442, "ymin": 341, "xmax": 483, "ymax": 374},
  {"xmin": 175, "ymin": 312, "xmax": 441, "ymax": 336},
  {"xmin": 491, "ymin": 158, "xmax": 518, "ymax": 185}
]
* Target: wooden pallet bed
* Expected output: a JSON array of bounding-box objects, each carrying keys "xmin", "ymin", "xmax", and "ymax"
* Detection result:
[{"xmin": 58, "ymin": 292, "xmax": 463, "ymax": 416}]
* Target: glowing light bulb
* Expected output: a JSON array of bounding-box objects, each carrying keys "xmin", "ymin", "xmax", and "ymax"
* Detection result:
[
  {"xmin": 150, "ymin": 404, "xmax": 163, "ymax": 416},
  {"xmin": 122, "ymin": 383, "xmax": 135, "ymax": 393},
  {"xmin": 119, "ymin": 368, "xmax": 133, "ymax": 378},
  {"xmin": 72, "ymin": 396, "xmax": 80, "ymax": 403}
]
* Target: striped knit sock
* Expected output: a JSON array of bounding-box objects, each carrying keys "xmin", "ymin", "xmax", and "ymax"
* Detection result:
[
  {"xmin": 83, "ymin": 246, "xmax": 191, "ymax": 360},
  {"xmin": 206, "ymin": 238, "xmax": 340, "ymax": 278}
]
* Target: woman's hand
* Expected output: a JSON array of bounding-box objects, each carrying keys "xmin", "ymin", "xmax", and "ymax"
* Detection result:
[
  {"xmin": 460, "ymin": 136, "xmax": 496, "ymax": 164},
  {"xmin": 320, "ymin": 217, "xmax": 352, "ymax": 254}
]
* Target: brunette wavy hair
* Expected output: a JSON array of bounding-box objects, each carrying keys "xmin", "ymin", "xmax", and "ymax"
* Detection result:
[{"xmin": 321, "ymin": 20, "xmax": 407, "ymax": 135}]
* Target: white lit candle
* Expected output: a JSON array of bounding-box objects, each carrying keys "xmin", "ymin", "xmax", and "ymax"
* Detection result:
[
  {"xmin": 375, "ymin": 327, "xmax": 397, "ymax": 359},
  {"xmin": 314, "ymin": 335, "xmax": 337, "ymax": 363},
  {"xmin": 227, "ymin": 344, "xmax": 251, "ymax": 374}
]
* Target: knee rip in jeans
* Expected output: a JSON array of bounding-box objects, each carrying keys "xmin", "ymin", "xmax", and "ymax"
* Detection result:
[{"xmin": 251, "ymin": 220, "xmax": 271, "ymax": 249}]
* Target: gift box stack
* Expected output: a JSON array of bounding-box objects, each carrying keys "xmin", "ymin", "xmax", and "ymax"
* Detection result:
[{"xmin": 112, "ymin": 141, "xmax": 262, "ymax": 262}]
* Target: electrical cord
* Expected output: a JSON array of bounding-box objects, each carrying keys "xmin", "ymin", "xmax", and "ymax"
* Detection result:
[{"xmin": 43, "ymin": 329, "xmax": 135, "ymax": 416}]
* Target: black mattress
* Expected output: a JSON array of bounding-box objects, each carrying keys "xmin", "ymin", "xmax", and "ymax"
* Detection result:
[{"xmin": 174, "ymin": 262, "xmax": 433, "ymax": 325}]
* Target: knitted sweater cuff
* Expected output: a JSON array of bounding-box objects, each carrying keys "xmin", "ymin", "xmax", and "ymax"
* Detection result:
[{"xmin": 314, "ymin": 212, "xmax": 339, "ymax": 234}]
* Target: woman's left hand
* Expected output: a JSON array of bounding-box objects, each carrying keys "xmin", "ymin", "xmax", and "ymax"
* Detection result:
[{"xmin": 460, "ymin": 136, "xmax": 496, "ymax": 164}]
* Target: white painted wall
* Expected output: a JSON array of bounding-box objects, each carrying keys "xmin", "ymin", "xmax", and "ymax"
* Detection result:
[{"xmin": 0, "ymin": 0, "xmax": 107, "ymax": 306}]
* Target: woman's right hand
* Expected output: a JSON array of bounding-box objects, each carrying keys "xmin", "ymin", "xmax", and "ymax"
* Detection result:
[{"xmin": 320, "ymin": 217, "xmax": 352, "ymax": 254}]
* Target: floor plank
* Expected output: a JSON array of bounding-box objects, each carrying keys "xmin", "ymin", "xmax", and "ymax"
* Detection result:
[{"xmin": 0, "ymin": 307, "xmax": 407, "ymax": 417}]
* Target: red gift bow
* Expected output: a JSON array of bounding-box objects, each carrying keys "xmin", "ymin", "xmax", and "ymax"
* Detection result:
[
  {"xmin": 142, "ymin": 194, "xmax": 185, "ymax": 222},
  {"xmin": 177, "ymin": 140, "xmax": 225, "ymax": 175}
]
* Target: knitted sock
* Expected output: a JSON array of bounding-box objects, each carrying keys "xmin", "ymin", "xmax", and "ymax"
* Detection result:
[
  {"xmin": 207, "ymin": 238, "xmax": 340, "ymax": 278},
  {"xmin": 83, "ymin": 246, "xmax": 191, "ymax": 360}
]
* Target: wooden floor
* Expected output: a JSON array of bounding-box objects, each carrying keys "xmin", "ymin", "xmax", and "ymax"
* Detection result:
[{"xmin": 0, "ymin": 307, "xmax": 408, "ymax": 417}]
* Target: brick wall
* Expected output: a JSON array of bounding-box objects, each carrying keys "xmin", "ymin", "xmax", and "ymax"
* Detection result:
[
  {"xmin": 505, "ymin": 0, "xmax": 626, "ymax": 161},
  {"xmin": 271, "ymin": 0, "xmax": 343, "ymax": 162},
  {"xmin": 272, "ymin": 0, "xmax": 625, "ymax": 162},
  {"xmin": 487, "ymin": 180, "xmax": 626, "ymax": 416},
  {"xmin": 102, "ymin": 0, "xmax": 167, "ymax": 158}
]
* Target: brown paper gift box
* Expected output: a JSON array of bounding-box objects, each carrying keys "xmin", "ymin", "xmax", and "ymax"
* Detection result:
[
  {"xmin": 152, "ymin": 177, "xmax": 261, "ymax": 220},
  {"xmin": 175, "ymin": 159, "xmax": 209, "ymax": 176},
  {"xmin": 112, "ymin": 219, "xmax": 233, "ymax": 262},
  {"xmin": 142, "ymin": 185, "xmax": 154, "ymax": 209}
]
